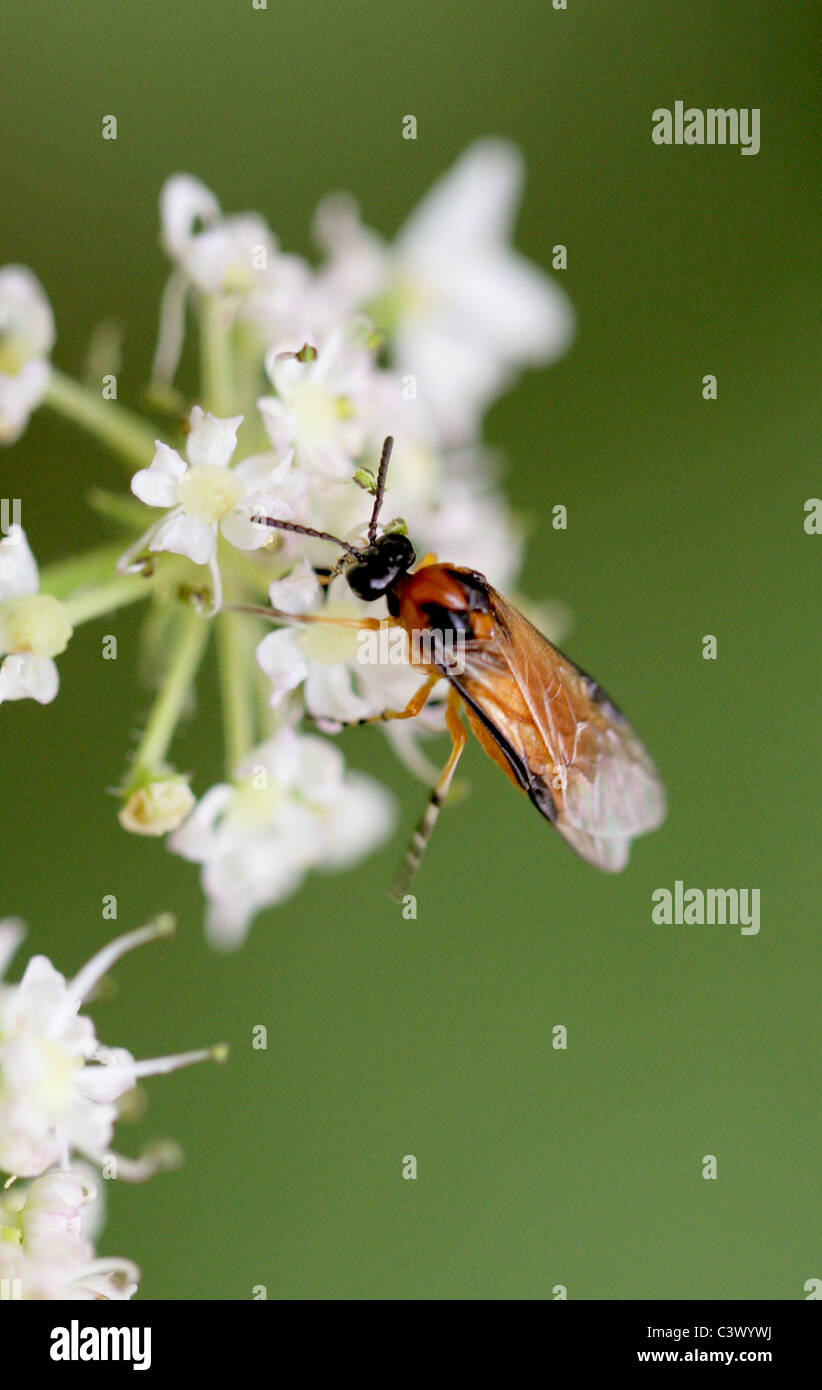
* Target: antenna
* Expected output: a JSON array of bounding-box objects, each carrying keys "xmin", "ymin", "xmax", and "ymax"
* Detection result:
[
  {"xmin": 249, "ymin": 515, "xmax": 362, "ymax": 560},
  {"xmin": 252, "ymin": 434, "xmax": 396, "ymax": 561},
  {"xmin": 368, "ymin": 435, "xmax": 394, "ymax": 543}
]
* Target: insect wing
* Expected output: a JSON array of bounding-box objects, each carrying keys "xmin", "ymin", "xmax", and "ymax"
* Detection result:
[{"xmin": 452, "ymin": 586, "xmax": 666, "ymax": 871}]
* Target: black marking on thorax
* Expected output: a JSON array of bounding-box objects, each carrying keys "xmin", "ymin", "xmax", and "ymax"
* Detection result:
[{"xmin": 446, "ymin": 674, "xmax": 558, "ymax": 824}]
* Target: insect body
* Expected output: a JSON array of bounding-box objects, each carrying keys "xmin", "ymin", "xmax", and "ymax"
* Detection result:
[{"xmin": 253, "ymin": 437, "xmax": 666, "ymax": 896}]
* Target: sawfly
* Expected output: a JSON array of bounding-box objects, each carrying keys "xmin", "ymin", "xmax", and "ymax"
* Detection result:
[{"xmin": 252, "ymin": 437, "xmax": 666, "ymax": 897}]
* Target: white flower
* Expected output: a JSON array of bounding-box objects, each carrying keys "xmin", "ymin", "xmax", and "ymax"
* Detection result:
[
  {"xmin": 0, "ymin": 265, "xmax": 55, "ymax": 444},
  {"xmin": 168, "ymin": 727, "xmax": 396, "ymax": 949},
  {"xmin": 406, "ymin": 445, "xmax": 524, "ymax": 590},
  {"xmin": 257, "ymin": 321, "xmax": 378, "ymax": 479},
  {"xmin": 313, "ymin": 138, "xmax": 575, "ymax": 443},
  {"xmin": 0, "ymin": 1168, "xmax": 139, "ymax": 1300},
  {"xmin": 152, "ymin": 175, "xmax": 312, "ymax": 391},
  {"xmin": 0, "ymin": 916, "xmax": 222, "ymax": 1178},
  {"xmin": 119, "ymin": 405, "xmax": 293, "ymax": 612},
  {"xmin": 160, "ymin": 174, "xmax": 278, "ymax": 298},
  {"xmin": 0, "ymin": 526, "xmax": 72, "ymax": 705},
  {"xmin": 257, "ymin": 571, "xmax": 434, "ymax": 725}
]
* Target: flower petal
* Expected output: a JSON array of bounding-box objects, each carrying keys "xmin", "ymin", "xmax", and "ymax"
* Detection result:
[
  {"xmin": 256, "ymin": 396, "xmax": 298, "ymax": 457},
  {"xmin": 0, "ymin": 653, "xmax": 59, "ymax": 704},
  {"xmin": 160, "ymin": 174, "xmax": 221, "ymax": 260},
  {"xmin": 255, "ymin": 628, "xmax": 309, "ymax": 705},
  {"xmin": 185, "ymin": 407, "xmax": 243, "ymax": 470},
  {"xmin": 149, "ymin": 510, "xmax": 215, "ymax": 565},
  {"xmin": 268, "ymin": 558, "xmax": 322, "ymax": 614},
  {"xmin": 0, "ymin": 264, "xmax": 56, "ymax": 359},
  {"xmin": 131, "ymin": 442, "xmax": 186, "ymax": 508},
  {"xmin": 167, "ymin": 784, "xmax": 234, "ymax": 860},
  {"xmin": 304, "ymin": 662, "xmax": 371, "ymax": 724},
  {"xmin": 0, "ymin": 916, "xmax": 25, "ymax": 978},
  {"xmin": 398, "ymin": 137, "xmax": 523, "ymax": 259},
  {"xmin": 0, "ymin": 525, "xmax": 40, "ymax": 600},
  {"xmin": 0, "ymin": 359, "xmax": 51, "ymax": 444},
  {"xmin": 220, "ymin": 492, "xmax": 293, "ymax": 551}
]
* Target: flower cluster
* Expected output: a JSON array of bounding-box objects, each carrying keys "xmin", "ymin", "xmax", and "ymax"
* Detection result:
[
  {"xmin": 0, "ymin": 139, "xmax": 574, "ymax": 947},
  {"xmin": 0, "ymin": 916, "xmax": 225, "ymax": 1298}
]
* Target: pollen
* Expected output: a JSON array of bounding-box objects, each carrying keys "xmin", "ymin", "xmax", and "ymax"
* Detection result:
[{"xmin": 177, "ymin": 463, "xmax": 244, "ymax": 523}]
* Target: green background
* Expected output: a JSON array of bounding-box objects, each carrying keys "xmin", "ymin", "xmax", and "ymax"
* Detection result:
[{"xmin": 2, "ymin": 0, "xmax": 821, "ymax": 1299}]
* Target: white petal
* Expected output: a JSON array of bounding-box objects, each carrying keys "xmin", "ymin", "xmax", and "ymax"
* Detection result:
[
  {"xmin": 257, "ymin": 395, "xmax": 299, "ymax": 456},
  {"xmin": 231, "ymin": 451, "xmax": 294, "ymax": 492},
  {"xmin": 291, "ymin": 733, "xmax": 345, "ymax": 800},
  {"xmin": 268, "ymin": 558, "xmax": 322, "ymax": 614},
  {"xmin": 149, "ymin": 510, "xmax": 215, "ymax": 565},
  {"xmin": 266, "ymin": 347, "xmax": 313, "ymax": 400},
  {"xmin": 0, "ymin": 525, "xmax": 40, "ymax": 600},
  {"xmin": 0, "ymin": 653, "xmax": 59, "ymax": 704},
  {"xmin": 203, "ymin": 895, "xmax": 257, "ymax": 952},
  {"xmin": 311, "ymin": 193, "xmax": 388, "ymax": 313},
  {"xmin": 0, "ymin": 265, "xmax": 56, "ymax": 357},
  {"xmin": 0, "ymin": 916, "xmax": 24, "ymax": 977},
  {"xmin": 0, "ymin": 359, "xmax": 51, "ymax": 444},
  {"xmin": 130, "ymin": 442, "xmax": 186, "ymax": 507},
  {"xmin": 182, "ymin": 215, "xmax": 276, "ymax": 296},
  {"xmin": 255, "ymin": 628, "xmax": 309, "ymax": 705},
  {"xmin": 167, "ymin": 784, "xmax": 233, "ymax": 861},
  {"xmin": 220, "ymin": 492, "xmax": 293, "ymax": 551},
  {"xmin": 185, "ymin": 407, "xmax": 243, "ymax": 469},
  {"xmin": 396, "ymin": 322, "xmax": 499, "ymax": 443},
  {"xmin": 160, "ymin": 174, "xmax": 221, "ymax": 260},
  {"xmin": 447, "ymin": 252, "xmax": 575, "ymax": 363},
  {"xmin": 315, "ymin": 773, "xmax": 396, "ymax": 867},
  {"xmin": 398, "ymin": 137, "xmax": 523, "ymax": 259},
  {"xmin": 239, "ymin": 725, "xmax": 301, "ymax": 786},
  {"xmin": 304, "ymin": 662, "xmax": 371, "ymax": 724}
]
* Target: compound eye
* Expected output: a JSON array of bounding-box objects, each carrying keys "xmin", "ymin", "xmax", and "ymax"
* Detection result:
[
  {"xmin": 347, "ymin": 563, "xmax": 383, "ymax": 600},
  {"xmin": 345, "ymin": 534, "xmax": 416, "ymax": 602},
  {"xmin": 382, "ymin": 534, "xmax": 416, "ymax": 570}
]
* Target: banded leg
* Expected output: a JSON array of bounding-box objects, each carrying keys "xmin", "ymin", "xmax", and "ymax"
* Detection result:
[{"xmin": 390, "ymin": 689, "xmax": 467, "ymax": 902}]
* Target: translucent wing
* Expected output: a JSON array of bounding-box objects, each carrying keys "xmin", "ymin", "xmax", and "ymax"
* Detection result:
[{"xmin": 447, "ymin": 583, "xmax": 666, "ymax": 871}]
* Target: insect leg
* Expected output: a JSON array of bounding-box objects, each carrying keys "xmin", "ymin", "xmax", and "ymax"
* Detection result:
[
  {"xmin": 389, "ymin": 689, "xmax": 466, "ymax": 902},
  {"xmin": 374, "ymin": 671, "xmax": 440, "ymax": 723},
  {"xmin": 227, "ymin": 601, "xmax": 384, "ymax": 632},
  {"xmin": 307, "ymin": 670, "xmax": 441, "ymax": 729}
]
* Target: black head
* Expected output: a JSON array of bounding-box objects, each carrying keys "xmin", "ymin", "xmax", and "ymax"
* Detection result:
[
  {"xmin": 250, "ymin": 435, "xmax": 413, "ymax": 599},
  {"xmin": 345, "ymin": 532, "xmax": 416, "ymax": 601}
]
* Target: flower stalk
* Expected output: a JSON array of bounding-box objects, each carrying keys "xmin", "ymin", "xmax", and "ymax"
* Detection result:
[{"xmin": 44, "ymin": 368, "xmax": 159, "ymax": 471}]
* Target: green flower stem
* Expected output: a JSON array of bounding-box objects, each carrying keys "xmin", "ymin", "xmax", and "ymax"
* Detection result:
[
  {"xmin": 44, "ymin": 368, "xmax": 158, "ymax": 472},
  {"xmin": 254, "ymin": 642, "xmax": 276, "ymax": 741},
  {"xmin": 129, "ymin": 609, "xmax": 210, "ymax": 781},
  {"xmin": 39, "ymin": 542, "xmax": 133, "ymax": 600},
  {"xmin": 62, "ymin": 571, "xmax": 157, "ymax": 626},
  {"xmin": 233, "ymin": 322, "xmax": 270, "ymax": 455},
  {"xmin": 217, "ymin": 610, "xmax": 256, "ymax": 773},
  {"xmin": 199, "ymin": 298, "xmax": 235, "ymax": 417},
  {"xmin": 86, "ymin": 486, "xmax": 151, "ymax": 531}
]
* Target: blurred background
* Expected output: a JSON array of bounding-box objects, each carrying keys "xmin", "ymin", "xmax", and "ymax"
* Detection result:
[{"xmin": 2, "ymin": 0, "xmax": 821, "ymax": 1299}]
